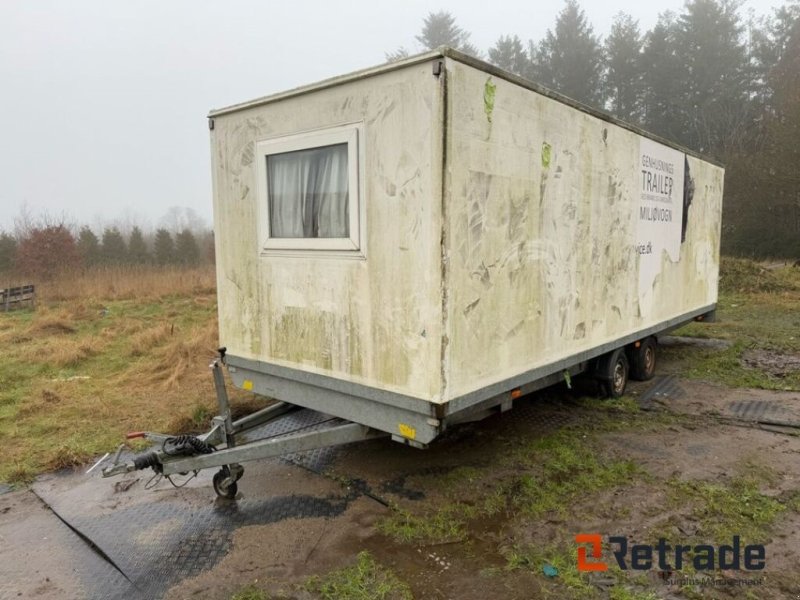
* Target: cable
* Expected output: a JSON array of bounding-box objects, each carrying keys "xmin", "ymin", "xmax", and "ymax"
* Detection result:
[{"xmin": 162, "ymin": 435, "xmax": 216, "ymax": 456}]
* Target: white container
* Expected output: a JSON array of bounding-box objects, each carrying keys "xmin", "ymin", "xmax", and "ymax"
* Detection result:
[{"xmin": 209, "ymin": 48, "xmax": 723, "ymax": 444}]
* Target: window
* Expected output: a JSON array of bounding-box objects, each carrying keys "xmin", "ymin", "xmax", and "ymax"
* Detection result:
[{"xmin": 256, "ymin": 124, "xmax": 363, "ymax": 255}]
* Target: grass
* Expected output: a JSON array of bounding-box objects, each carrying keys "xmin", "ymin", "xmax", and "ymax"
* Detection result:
[
  {"xmin": 505, "ymin": 544, "xmax": 594, "ymax": 598},
  {"xmin": 377, "ymin": 502, "xmax": 474, "ymax": 543},
  {"xmin": 1, "ymin": 257, "xmax": 795, "ymax": 482},
  {"xmin": 669, "ymin": 475, "xmax": 785, "ymax": 544},
  {"xmin": 505, "ymin": 428, "xmax": 642, "ymax": 518},
  {"xmin": 379, "ymin": 424, "xmax": 643, "ymax": 544},
  {"xmin": 609, "ymin": 589, "xmax": 659, "ymax": 600},
  {"xmin": 378, "ymin": 396, "xmax": 788, "ymax": 597},
  {"xmin": 1, "ymin": 265, "xmax": 216, "ymax": 303},
  {"xmin": 504, "ymin": 543, "xmax": 659, "ymax": 600},
  {"xmin": 717, "ymin": 256, "xmax": 800, "ymax": 295},
  {"xmin": 0, "ymin": 265, "xmax": 265, "ymax": 484},
  {"xmin": 668, "ymin": 257, "xmax": 800, "ymax": 391},
  {"xmin": 501, "ymin": 469, "xmax": 783, "ymax": 599},
  {"xmin": 305, "ymin": 551, "xmax": 412, "ymax": 600},
  {"xmin": 231, "ymin": 585, "xmax": 270, "ymax": 600}
]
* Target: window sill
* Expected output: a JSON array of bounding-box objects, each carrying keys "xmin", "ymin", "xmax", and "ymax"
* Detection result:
[{"xmin": 258, "ymin": 248, "xmax": 367, "ymax": 260}]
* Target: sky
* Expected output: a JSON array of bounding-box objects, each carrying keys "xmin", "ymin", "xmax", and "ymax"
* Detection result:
[{"xmin": 0, "ymin": 0, "xmax": 785, "ymax": 232}]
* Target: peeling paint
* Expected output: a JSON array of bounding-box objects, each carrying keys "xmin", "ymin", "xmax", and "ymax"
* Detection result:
[
  {"xmin": 240, "ymin": 142, "xmax": 254, "ymax": 167},
  {"xmin": 463, "ymin": 297, "xmax": 480, "ymax": 316},
  {"xmin": 444, "ymin": 59, "xmax": 722, "ymax": 399},
  {"xmin": 212, "ymin": 61, "xmax": 444, "ymax": 401},
  {"xmin": 483, "ymin": 77, "xmax": 496, "ymax": 123},
  {"xmin": 541, "ymin": 142, "xmax": 552, "ymax": 168},
  {"xmin": 211, "ymin": 57, "xmax": 722, "ymax": 408}
]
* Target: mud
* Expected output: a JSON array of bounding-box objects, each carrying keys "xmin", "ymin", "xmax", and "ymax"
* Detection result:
[
  {"xmin": 5, "ymin": 371, "xmax": 800, "ymax": 599},
  {"xmin": 0, "ymin": 490, "xmax": 133, "ymax": 600},
  {"xmin": 163, "ymin": 497, "xmax": 386, "ymax": 600},
  {"xmin": 655, "ymin": 379, "xmax": 800, "ymax": 424},
  {"xmin": 660, "ymin": 334, "xmax": 733, "ymax": 350},
  {"xmin": 742, "ymin": 349, "xmax": 800, "ymax": 378}
]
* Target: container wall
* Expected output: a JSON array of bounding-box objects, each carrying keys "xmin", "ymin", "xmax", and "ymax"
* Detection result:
[
  {"xmin": 443, "ymin": 58, "xmax": 723, "ymax": 400},
  {"xmin": 211, "ymin": 62, "xmax": 445, "ymax": 401}
]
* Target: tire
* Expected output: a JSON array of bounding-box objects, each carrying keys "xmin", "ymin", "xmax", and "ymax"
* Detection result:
[
  {"xmin": 597, "ymin": 348, "xmax": 629, "ymax": 399},
  {"xmin": 628, "ymin": 337, "xmax": 657, "ymax": 381},
  {"xmin": 213, "ymin": 468, "xmax": 238, "ymax": 499}
]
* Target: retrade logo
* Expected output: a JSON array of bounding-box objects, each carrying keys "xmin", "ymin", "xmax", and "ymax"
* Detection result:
[
  {"xmin": 575, "ymin": 534, "xmax": 607, "ymax": 572},
  {"xmin": 575, "ymin": 535, "xmax": 766, "ymax": 572}
]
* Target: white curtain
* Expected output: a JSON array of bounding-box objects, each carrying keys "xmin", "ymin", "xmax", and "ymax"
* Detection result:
[{"xmin": 267, "ymin": 143, "xmax": 349, "ymax": 238}]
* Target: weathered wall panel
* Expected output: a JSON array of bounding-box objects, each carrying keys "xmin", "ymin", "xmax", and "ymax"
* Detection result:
[
  {"xmin": 443, "ymin": 58, "xmax": 723, "ymax": 400},
  {"xmin": 211, "ymin": 63, "xmax": 444, "ymax": 401},
  {"xmin": 211, "ymin": 52, "xmax": 723, "ymax": 411}
]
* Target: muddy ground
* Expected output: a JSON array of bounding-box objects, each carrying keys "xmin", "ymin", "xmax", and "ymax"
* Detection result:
[{"xmin": 3, "ymin": 338, "xmax": 800, "ymax": 600}]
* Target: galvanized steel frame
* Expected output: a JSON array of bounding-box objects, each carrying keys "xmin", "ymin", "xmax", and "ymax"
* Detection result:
[{"xmin": 224, "ymin": 304, "xmax": 716, "ymax": 444}]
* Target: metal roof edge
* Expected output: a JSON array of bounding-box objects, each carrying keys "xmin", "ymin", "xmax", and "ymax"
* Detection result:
[
  {"xmin": 439, "ymin": 46, "xmax": 724, "ymax": 168},
  {"xmin": 207, "ymin": 49, "xmax": 444, "ymax": 118},
  {"xmin": 208, "ymin": 45, "xmax": 723, "ymax": 169}
]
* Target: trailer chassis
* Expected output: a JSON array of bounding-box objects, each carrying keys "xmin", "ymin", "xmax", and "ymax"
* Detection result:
[
  {"xmin": 102, "ymin": 359, "xmax": 387, "ymax": 498},
  {"xmin": 102, "ymin": 306, "xmax": 715, "ymax": 498}
]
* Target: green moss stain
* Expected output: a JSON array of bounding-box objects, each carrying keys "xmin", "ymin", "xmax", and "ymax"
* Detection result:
[
  {"xmin": 541, "ymin": 142, "xmax": 552, "ymax": 168},
  {"xmin": 483, "ymin": 77, "xmax": 496, "ymax": 123}
]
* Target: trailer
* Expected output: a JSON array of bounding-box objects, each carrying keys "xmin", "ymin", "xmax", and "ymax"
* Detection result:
[{"xmin": 103, "ymin": 47, "xmax": 723, "ymax": 497}]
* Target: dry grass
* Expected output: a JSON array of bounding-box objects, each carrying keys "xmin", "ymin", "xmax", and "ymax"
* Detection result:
[
  {"xmin": 0, "ymin": 265, "xmax": 262, "ymax": 484},
  {"xmin": 131, "ymin": 317, "xmax": 220, "ymax": 390},
  {"xmin": 719, "ymin": 256, "xmax": 800, "ymax": 294},
  {"xmin": 129, "ymin": 322, "xmax": 175, "ymax": 357},
  {"xmin": 1, "ymin": 264, "xmax": 216, "ymax": 303},
  {"xmin": 28, "ymin": 313, "xmax": 77, "ymax": 335}
]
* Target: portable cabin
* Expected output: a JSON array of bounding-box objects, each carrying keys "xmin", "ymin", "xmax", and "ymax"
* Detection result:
[{"xmin": 208, "ymin": 47, "xmax": 723, "ymax": 446}]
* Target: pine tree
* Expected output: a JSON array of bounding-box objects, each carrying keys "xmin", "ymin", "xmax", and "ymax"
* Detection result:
[
  {"xmin": 204, "ymin": 231, "xmax": 216, "ymax": 265},
  {"xmin": 723, "ymin": 16, "xmax": 800, "ymax": 258},
  {"xmin": 101, "ymin": 227, "xmax": 127, "ymax": 264},
  {"xmin": 0, "ymin": 232, "xmax": 16, "ymax": 272},
  {"xmin": 154, "ymin": 228, "xmax": 175, "ymax": 266},
  {"xmin": 488, "ymin": 35, "xmax": 530, "ymax": 77},
  {"xmin": 604, "ymin": 13, "xmax": 644, "ymax": 122},
  {"xmin": 534, "ymin": 0, "xmax": 604, "ymax": 107},
  {"xmin": 385, "ymin": 48, "xmax": 410, "ymax": 62},
  {"xmin": 76, "ymin": 226, "xmax": 100, "ymax": 267},
  {"xmin": 641, "ymin": 13, "xmax": 685, "ymax": 142},
  {"xmin": 416, "ymin": 11, "xmax": 479, "ymax": 56},
  {"xmin": 673, "ymin": 0, "xmax": 752, "ymax": 153},
  {"xmin": 750, "ymin": 3, "xmax": 800, "ymax": 110},
  {"xmin": 175, "ymin": 229, "xmax": 200, "ymax": 266},
  {"xmin": 127, "ymin": 226, "xmax": 150, "ymax": 264}
]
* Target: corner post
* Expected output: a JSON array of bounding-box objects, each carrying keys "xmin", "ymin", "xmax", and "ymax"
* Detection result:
[{"xmin": 211, "ymin": 358, "xmax": 235, "ymax": 449}]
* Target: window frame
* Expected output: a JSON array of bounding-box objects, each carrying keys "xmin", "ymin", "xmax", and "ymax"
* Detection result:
[{"xmin": 255, "ymin": 123, "xmax": 364, "ymax": 257}]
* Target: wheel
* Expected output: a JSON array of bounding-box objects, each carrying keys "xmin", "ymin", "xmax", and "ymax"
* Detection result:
[
  {"xmin": 597, "ymin": 348, "xmax": 629, "ymax": 399},
  {"xmin": 213, "ymin": 468, "xmax": 238, "ymax": 499},
  {"xmin": 628, "ymin": 337, "xmax": 657, "ymax": 381}
]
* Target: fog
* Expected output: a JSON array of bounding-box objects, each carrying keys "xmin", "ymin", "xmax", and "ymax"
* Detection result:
[{"xmin": 0, "ymin": 0, "xmax": 783, "ymax": 230}]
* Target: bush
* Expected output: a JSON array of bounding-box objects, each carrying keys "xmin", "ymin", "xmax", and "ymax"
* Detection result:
[{"xmin": 15, "ymin": 226, "xmax": 81, "ymax": 278}]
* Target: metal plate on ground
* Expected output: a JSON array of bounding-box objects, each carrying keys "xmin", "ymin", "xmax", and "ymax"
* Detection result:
[
  {"xmin": 0, "ymin": 490, "xmax": 140, "ymax": 600},
  {"xmin": 242, "ymin": 408, "xmax": 344, "ymax": 472},
  {"xmin": 50, "ymin": 492, "xmax": 354, "ymax": 599},
  {"xmin": 638, "ymin": 375, "xmax": 685, "ymax": 409},
  {"xmin": 726, "ymin": 399, "xmax": 791, "ymax": 422},
  {"xmin": 24, "ymin": 400, "xmax": 581, "ymax": 599},
  {"xmin": 30, "ymin": 408, "xmax": 362, "ymax": 600}
]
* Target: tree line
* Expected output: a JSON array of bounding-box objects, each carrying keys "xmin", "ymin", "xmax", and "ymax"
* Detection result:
[
  {"xmin": 0, "ymin": 222, "xmax": 214, "ymax": 278},
  {"xmin": 390, "ymin": 2, "xmax": 800, "ymax": 258}
]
